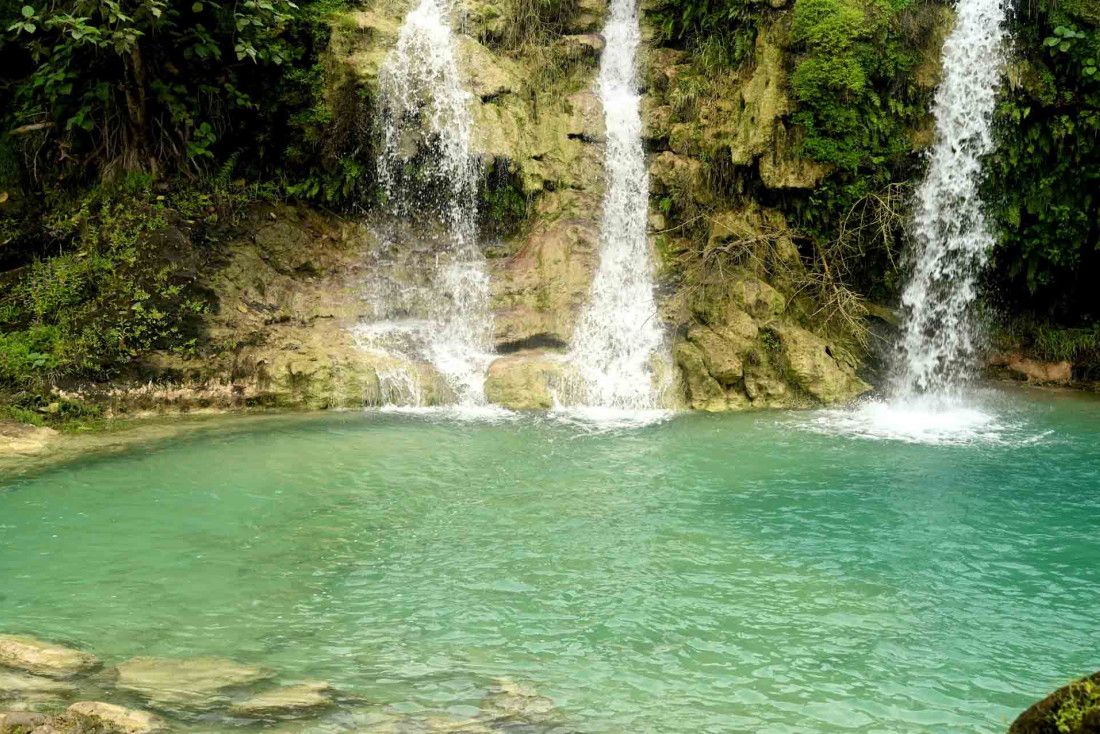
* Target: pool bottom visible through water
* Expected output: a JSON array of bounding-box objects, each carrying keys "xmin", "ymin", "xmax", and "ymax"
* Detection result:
[{"xmin": 1, "ymin": 387, "xmax": 1098, "ymax": 733}]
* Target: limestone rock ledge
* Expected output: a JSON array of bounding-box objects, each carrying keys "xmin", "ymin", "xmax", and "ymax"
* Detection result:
[{"xmin": 673, "ymin": 276, "xmax": 869, "ymax": 411}]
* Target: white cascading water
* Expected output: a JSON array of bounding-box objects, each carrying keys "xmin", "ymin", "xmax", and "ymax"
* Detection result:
[
  {"xmin": 894, "ymin": 0, "xmax": 1006, "ymax": 398},
  {"xmin": 563, "ymin": 0, "xmax": 666, "ymax": 412},
  {"xmin": 805, "ymin": 0, "xmax": 1016, "ymax": 445},
  {"xmin": 374, "ymin": 0, "xmax": 495, "ymax": 406}
]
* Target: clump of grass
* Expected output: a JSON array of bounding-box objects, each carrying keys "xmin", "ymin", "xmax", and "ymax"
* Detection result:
[{"xmin": 993, "ymin": 313, "xmax": 1100, "ymax": 361}]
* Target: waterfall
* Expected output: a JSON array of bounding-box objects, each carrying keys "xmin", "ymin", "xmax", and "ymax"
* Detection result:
[
  {"xmin": 564, "ymin": 0, "xmax": 666, "ymax": 410},
  {"xmin": 893, "ymin": 0, "xmax": 1006, "ymax": 398},
  {"xmin": 374, "ymin": 0, "xmax": 494, "ymax": 405}
]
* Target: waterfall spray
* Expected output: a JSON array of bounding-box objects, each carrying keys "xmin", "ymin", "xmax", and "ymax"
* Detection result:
[
  {"xmin": 805, "ymin": 0, "xmax": 1011, "ymax": 443},
  {"xmin": 564, "ymin": 0, "xmax": 666, "ymax": 410},
  {"xmin": 893, "ymin": 0, "xmax": 1006, "ymax": 398},
  {"xmin": 375, "ymin": 0, "xmax": 494, "ymax": 405}
]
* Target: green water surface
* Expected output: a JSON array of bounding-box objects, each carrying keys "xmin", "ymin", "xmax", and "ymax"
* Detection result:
[{"xmin": 1, "ymin": 389, "xmax": 1098, "ymax": 732}]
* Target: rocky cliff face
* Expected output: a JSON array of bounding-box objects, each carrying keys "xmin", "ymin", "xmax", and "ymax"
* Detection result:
[{"xmin": 70, "ymin": 0, "xmax": 959, "ymax": 416}]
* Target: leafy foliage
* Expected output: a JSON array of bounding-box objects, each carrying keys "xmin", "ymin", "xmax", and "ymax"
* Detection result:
[
  {"xmin": 0, "ymin": 176, "xmax": 246, "ymax": 388},
  {"xmin": 788, "ymin": 0, "xmax": 930, "ymax": 172},
  {"xmin": 0, "ymin": 0, "xmax": 360, "ymax": 192},
  {"xmin": 1053, "ymin": 675, "xmax": 1100, "ymax": 734},
  {"xmin": 650, "ymin": 0, "xmax": 757, "ymax": 68},
  {"xmin": 983, "ymin": 3, "xmax": 1100, "ymax": 325},
  {"xmin": 2, "ymin": 0, "xmax": 300, "ymax": 178}
]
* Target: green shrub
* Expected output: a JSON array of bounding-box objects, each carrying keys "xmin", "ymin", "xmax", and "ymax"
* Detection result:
[
  {"xmin": 0, "ymin": 182, "xmax": 219, "ymax": 388},
  {"xmin": 0, "ymin": 325, "xmax": 62, "ymax": 385}
]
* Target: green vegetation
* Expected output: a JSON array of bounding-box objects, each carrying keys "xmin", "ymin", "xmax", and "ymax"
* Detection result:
[
  {"xmin": 0, "ymin": 0, "xmax": 361, "ymax": 409},
  {"xmin": 0, "ymin": 0, "xmax": 1099, "ymax": 420},
  {"xmin": 983, "ymin": 0, "xmax": 1100, "ymax": 329},
  {"xmin": 785, "ymin": 0, "xmax": 943, "ymax": 304},
  {"xmin": 1054, "ymin": 675, "xmax": 1100, "ymax": 733},
  {"xmin": 0, "ymin": 176, "xmax": 268, "ymax": 392},
  {"xmin": 0, "ymin": 0, "xmax": 353, "ymax": 186},
  {"xmin": 651, "ymin": 0, "xmax": 757, "ymax": 69}
]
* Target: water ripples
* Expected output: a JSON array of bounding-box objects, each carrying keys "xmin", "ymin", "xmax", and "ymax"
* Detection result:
[{"xmin": 0, "ymin": 396, "xmax": 1098, "ymax": 732}]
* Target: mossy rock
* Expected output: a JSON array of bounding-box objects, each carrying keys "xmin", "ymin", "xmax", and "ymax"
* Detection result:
[{"xmin": 1009, "ymin": 672, "xmax": 1100, "ymax": 734}]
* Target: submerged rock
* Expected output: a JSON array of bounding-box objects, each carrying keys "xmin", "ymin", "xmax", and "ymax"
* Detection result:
[
  {"xmin": 113, "ymin": 656, "xmax": 271, "ymax": 709},
  {"xmin": 66, "ymin": 702, "xmax": 164, "ymax": 734},
  {"xmin": 0, "ymin": 711, "xmax": 49, "ymax": 729},
  {"xmin": 1009, "ymin": 672, "xmax": 1100, "ymax": 733},
  {"xmin": 423, "ymin": 717, "xmax": 493, "ymax": 733},
  {"xmin": 229, "ymin": 682, "xmax": 333, "ymax": 718},
  {"xmin": 480, "ymin": 679, "xmax": 557, "ymax": 725},
  {"xmin": 0, "ymin": 670, "xmax": 75, "ymax": 696},
  {"xmin": 0, "ymin": 423, "xmax": 57, "ymax": 457},
  {"xmin": 0, "ymin": 636, "xmax": 99, "ymax": 679}
]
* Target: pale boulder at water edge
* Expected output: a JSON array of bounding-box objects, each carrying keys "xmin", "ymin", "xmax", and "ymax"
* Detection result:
[
  {"xmin": 67, "ymin": 702, "xmax": 165, "ymax": 734},
  {"xmin": 0, "ymin": 635, "xmax": 99, "ymax": 679}
]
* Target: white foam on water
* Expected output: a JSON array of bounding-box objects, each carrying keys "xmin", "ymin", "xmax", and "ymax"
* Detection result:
[
  {"xmin": 796, "ymin": 394, "xmax": 1051, "ymax": 447},
  {"xmin": 548, "ymin": 405, "xmax": 674, "ymax": 433},
  {"xmin": 375, "ymin": 404, "xmax": 518, "ymax": 423}
]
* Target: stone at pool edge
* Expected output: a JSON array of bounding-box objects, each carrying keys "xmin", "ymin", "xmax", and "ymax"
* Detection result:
[
  {"xmin": 113, "ymin": 656, "xmax": 272, "ymax": 707},
  {"xmin": 479, "ymin": 679, "xmax": 557, "ymax": 723},
  {"xmin": 0, "ymin": 670, "xmax": 76, "ymax": 696},
  {"xmin": 67, "ymin": 702, "xmax": 165, "ymax": 734},
  {"xmin": 0, "ymin": 421, "xmax": 57, "ymax": 456},
  {"xmin": 0, "ymin": 711, "xmax": 49, "ymax": 730},
  {"xmin": 0, "ymin": 669, "xmax": 75, "ymax": 711},
  {"xmin": 1008, "ymin": 671, "xmax": 1100, "ymax": 733},
  {"xmin": 229, "ymin": 682, "xmax": 333, "ymax": 718},
  {"xmin": 0, "ymin": 635, "xmax": 100, "ymax": 679}
]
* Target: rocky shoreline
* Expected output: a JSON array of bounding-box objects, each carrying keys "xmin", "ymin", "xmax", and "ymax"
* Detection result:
[
  {"xmin": 2, "ymin": 634, "xmax": 1096, "ymax": 732},
  {"xmin": 0, "ymin": 635, "xmax": 567, "ymax": 734}
]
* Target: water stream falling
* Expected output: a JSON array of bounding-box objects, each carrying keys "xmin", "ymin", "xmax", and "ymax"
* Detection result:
[
  {"xmin": 816, "ymin": 0, "xmax": 1009, "ymax": 443},
  {"xmin": 373, "ymin": 0, "xmax": 494, "ymax": 406},
  {"xmin": 563, "ymin": 0, "xmax": 667, "ymax": 412},
  {"xmin": 893, "ymin": 0, "xmax": 1007, "ymax": 399}
]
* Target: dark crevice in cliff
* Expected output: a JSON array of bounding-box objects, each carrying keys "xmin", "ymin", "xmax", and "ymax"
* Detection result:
[{"xmin": 495, "ymin": 334, "xmax": 570, "ymax": 354}]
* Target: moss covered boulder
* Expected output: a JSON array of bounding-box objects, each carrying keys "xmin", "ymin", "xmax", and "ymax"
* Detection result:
[{"xmin": 1010, "ymin": 673, "xmax": 1100, "ymax": 734}]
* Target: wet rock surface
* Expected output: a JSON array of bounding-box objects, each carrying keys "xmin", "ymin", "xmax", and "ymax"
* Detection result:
[
  {"xmin": 990, "ymin": 353, "xmax": 1075, "ymax": 385},
  {"xmin": 229, "ymin": 682, "xmax": 333, "ymax": 718},
  {"xmin": 0, "ymin": 627, "xmax": 576, "ymax": 734},
  {"xmin": 0, "ymin": 637, "xmax": 99, "ymax": 680},
  {"xmin": 113, "ymin": 656, "xmax": 271, "ymax": 709},
  {"xmin": 66, "ymin": 703, "xmax": 164, "ymax": 734},
  {"xmin": 480, "ymin": 679, "xmax": 558, "ymax": 725},
  {"xmin": 0, "ymin": 423, "xmax": 57, "ymax": 458},
  {"xmin": 484, "ymin": 352, "xmax": 567, "ymax": 410}
]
